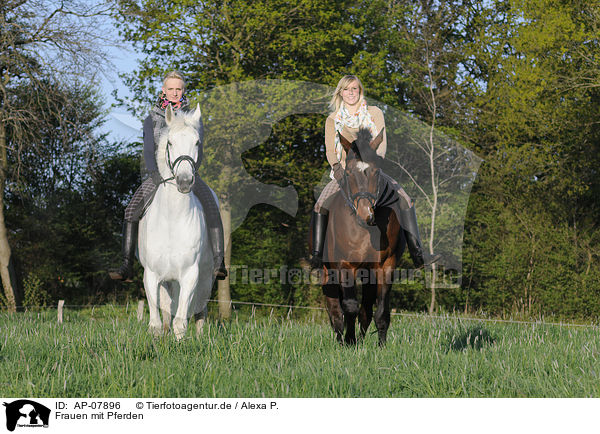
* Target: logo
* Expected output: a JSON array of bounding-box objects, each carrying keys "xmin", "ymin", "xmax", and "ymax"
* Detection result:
[{"xmin": 3, "ymin": 400, "xmax": 50, "ymax": 432}]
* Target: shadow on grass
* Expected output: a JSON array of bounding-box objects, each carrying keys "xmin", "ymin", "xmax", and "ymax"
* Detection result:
[{"xmin": 446, "ymin": 325, "xmax": 495, "ymax": 351}]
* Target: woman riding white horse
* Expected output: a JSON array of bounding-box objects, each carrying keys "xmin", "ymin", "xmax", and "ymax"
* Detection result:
[
  {"xmin": 110, "ymin": 71, "xmax": 227, "ymax": 282},
  {"xmin": 138, "ymin": 103, "xmax": 214, "ymax": 338},
  {"xmin": 310, "ymin": 75, "xmax": 441, "ymax": 269}
]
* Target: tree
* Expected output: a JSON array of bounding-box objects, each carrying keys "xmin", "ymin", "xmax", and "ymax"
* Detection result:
[
  {"xmin": 4, "ymin": 76, "xmax": 143, "ymax": 306},
  {"xmin": 354, "ymin": 1, "xmax": 480, "ymax": 313},
  {"xmin": 460, "ymin": 0, "xmax": 600, "ymax": 318},
  {"xmin": 111, "ymin": 0, "xmax": 600, "ymax": 320},
  {"xmin": 114, "ymin": 0, "xmax": 360, "ymax": 318},
  {"xmin": 0, "ymin": 0, "xmax": 112, "ymax": 310}
]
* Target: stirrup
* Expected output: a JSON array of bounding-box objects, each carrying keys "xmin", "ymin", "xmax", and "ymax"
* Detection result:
[
  {"xmin": 413, "ymin": 252, "xmax": 442, "ymax": 269},
  {"xmin": 423, "ymin": 253, "xmax": 442, "ymax": 266},
  {"xmin": 109, "ymin": 263, "xmax": 134, "ymax": 282},
  {"xmin": 109, "ymin": 221, "xmax": 138, "ymax": 282},
  {"xmin": 309, "ymin": 251, "xmax": 323, "ymax": 270},
  {"xmin": 423, "ymin": 253, "xmax": 442, "ymax": 267},
  {"xmin": 214, "ymin": 258, "xmax": 227, "ymax": 280}
]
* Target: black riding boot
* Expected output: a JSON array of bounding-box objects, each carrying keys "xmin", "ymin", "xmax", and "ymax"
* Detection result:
[
  {"xmin": 193, "ymin": 179, "xmax": 227, "ymax": 280},
  {"xmin": 109, "ymin": 221, "xmax": 138, "ymax": 282},
  {"xmin": 398, "ymin": 206, "xmax": 441, "ymax": 268},
  {"xmin": 310, "ymin": 211, "xmax": 328, "ymax": 270},
  {"xmin": 209, "ymin": 227, "xmax": 227, "ymax": 280}
]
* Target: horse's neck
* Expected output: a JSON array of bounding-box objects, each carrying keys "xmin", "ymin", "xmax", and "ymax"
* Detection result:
[
  {"xmin": 155, "ymin": 183, "xmax": 200, "ymax": 218},
  {"xmin": 155, "ymin": 137, "xmax": 172, "ymax": 181}
]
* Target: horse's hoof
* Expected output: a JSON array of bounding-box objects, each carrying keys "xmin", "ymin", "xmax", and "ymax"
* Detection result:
[
  {"xmin": 149, "ymin": 328, "xmax": 163, "ymax": 337},
  {"xmin": 195, "ymin": 319, "xmax": 206, "ymax": 335},
  {"xmin": 173, "ymin": 319, "xmax": 188, "ymax": 340},
  {"xmin": 174, "ymin": 330, "xmax": 187, "ymax": 341}
]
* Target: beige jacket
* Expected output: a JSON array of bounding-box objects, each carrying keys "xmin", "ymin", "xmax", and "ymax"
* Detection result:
[{"xmin": 324, "ymin": 105, "xmax": 387, "ymax": 169}]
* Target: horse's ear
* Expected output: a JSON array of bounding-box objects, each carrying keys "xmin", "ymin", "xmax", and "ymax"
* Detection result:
[
  {"xmin": 191, "ymin": 103, "xmax": 201, "ymax": 124},
  {"xmin": 369, "ymin": 127, "xmax": 384, "ymax": 151},
  {"xmin": 339, "ymin": 133, "xmax": 353, "ymax": 152},
  {"xmin": 165, "ymin": 105, "xmax": 174, "ymax": 125}
]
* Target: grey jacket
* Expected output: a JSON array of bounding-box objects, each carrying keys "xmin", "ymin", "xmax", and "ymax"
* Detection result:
[{"xmin": 142, "ymin": 105, "xmax": 204, "ymax": 175}]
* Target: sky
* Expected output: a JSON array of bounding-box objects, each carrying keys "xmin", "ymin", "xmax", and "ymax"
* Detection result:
[{"xmin": 97, "ymin": 36, "xmax": 143, "ymax": 145}]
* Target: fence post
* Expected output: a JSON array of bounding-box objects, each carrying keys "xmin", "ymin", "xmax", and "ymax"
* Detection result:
[
  {"xmin": 137, "ymin": 300, "xmax": 145, "ymax": 321},
  {"xmin": 57, "ymin": 300, "xmax": 64, "ymax": 324}
]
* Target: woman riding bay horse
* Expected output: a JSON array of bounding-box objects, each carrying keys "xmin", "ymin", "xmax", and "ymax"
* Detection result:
[{"xmin": 309, "ymin": 75, "xmax": 440, "ymax": 269}]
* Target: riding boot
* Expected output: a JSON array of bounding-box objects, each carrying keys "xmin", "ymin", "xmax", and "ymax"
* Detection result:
[
  {"xmin": 209, "ymin": 227, "xmax": 227, "ymax": 280},
  {"xmin": 109, "ymin": 221, "xmax": 138, "ymax": 282},
  {"xmin": 193, "ymin": 179, "xmax": 227, "ymax": 280},
  {"xmin": 397, "ymin": 206, "xmax": 441, "ymax": 268},
  {"xmin": 310, "ymin": 211, "xmax": 328, "ymax": 270}
]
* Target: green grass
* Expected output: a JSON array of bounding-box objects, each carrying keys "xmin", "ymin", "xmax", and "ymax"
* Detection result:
[{"xmin": 1, "ymin": 305, "xmax": 599, "ymax": 397}]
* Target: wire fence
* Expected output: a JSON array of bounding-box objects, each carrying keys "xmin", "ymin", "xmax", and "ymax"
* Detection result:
[{"xmin": 1, "ymin": 298, "xmax": 599, "ymax": 329}]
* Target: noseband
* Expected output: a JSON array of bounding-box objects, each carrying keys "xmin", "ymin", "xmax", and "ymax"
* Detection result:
[
  {"xmin": 340, "ymin": 167, "xmax": 381, "ymax": 217},
  {"xmin": 160, "ymin": 139, "xmax": 198, "ymax": 185}
]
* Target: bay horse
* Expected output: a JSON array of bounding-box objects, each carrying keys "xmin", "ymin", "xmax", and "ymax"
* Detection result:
[
  {"xmin": 312, "ymin": 127, "xmax": 405, "ymax": 345},
  {"xmin": 138, "ymin": 104, "xmax": 214, "ymax": 340}
]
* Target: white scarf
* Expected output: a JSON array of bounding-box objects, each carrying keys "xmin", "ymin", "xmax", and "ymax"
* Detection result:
[{"xmin": 331, "ymin": 99, "xmax": 378, "ymax": 178}]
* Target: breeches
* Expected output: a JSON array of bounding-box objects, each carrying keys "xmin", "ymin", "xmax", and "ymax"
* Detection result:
[
  {"xmin": 124, "ymin": 177, "xmax": 157, "ymax": 222},
  {"xmin": 124, "ymin": 177, "xmax": 222, "ymax": 231}
]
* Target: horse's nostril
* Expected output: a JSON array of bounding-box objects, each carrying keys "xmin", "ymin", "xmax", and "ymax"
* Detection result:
[
  {"xmin": 176, "ymin": 176, "xmax": 193, "ymax": 193},
  {"xmin": 367, "ymin": 212, "xmax": 376, "ymax": 226}
]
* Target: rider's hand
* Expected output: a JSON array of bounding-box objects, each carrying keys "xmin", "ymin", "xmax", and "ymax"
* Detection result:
[
  {"xmin": 150, "ymin": 170, "xmax": 163, "ymax": 185},
  {"xmin": 332, "ymin": 163, "xmax": 344, "ymax": 182}
]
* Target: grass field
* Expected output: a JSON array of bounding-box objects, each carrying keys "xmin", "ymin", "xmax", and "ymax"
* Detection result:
[{"xmin": 1, "ymin": 304, "xmax": 599, "ymax": 397}]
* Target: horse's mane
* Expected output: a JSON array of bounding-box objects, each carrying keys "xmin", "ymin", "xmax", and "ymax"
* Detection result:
[
  {"xmin": 346, "ymin": 128, "xmax": 382, "ymax": 168},
  {"xmin": 156, "ymin": 109, "xmax": 200, "ymax": 180},
  {"xmin": 344, "ymin": 127, "xmax": 396, "ymax": 208}
]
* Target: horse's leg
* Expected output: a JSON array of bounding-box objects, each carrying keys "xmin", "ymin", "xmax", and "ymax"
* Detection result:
[
  {"xmin": 359, "ymin": 282, "xmax": 376, "ymax": 342},
  {"xmin": 194, "ymin": 306, "xmax": 208, "ymax": 336},
  {"xmin": 373, "ymin": 280, "xmax": 391, "ymax": 346},
  {"xmin": 341, "ymin": 283, "xmax": 359, "ymax": 345},
  {"xmin": 161, "ymin": 281, "xmax": 175, "ymax": 333},
  {"xmin": 144, "ymin": 270, "xmax": 162, "ymax": 336},
  {"xmin": 172, "ymin": 268, "xmax": 199, "ymax": 340},
  {"xmin": 323, "ymin": 282, "xmax": 343, "ymax": 344},
  {"xmin": 192, "ymin": 268, "xmax": 212, "ymax": 337}
]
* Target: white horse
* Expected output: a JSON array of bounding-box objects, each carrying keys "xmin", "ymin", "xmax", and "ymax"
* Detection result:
[{"xmin": 138, "ymin": 104, "xmax": 214, "ymax": 340}]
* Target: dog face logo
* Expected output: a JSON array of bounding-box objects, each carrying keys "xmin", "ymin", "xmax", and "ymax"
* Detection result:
[{"xmin": 3, "ymin": 400, "xmax": 50, "ymax": 431}]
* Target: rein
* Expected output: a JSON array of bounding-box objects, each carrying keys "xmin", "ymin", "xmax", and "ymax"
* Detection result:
[
  {"xmin": 339, "ymin": 167, "xmax": 381, "ymax": 216},
  {"xmin": 158, "ymin": 139, "xmax": 198, "ymax": 185}
]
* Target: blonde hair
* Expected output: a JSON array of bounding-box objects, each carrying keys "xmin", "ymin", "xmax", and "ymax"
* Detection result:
[
  {"xmin": 162, "ymin": 70, "xmax": 186, "ymax": 93},
  {"xmin": 328, "ymin": 75, "xmax": 364, "ymax": 114}
]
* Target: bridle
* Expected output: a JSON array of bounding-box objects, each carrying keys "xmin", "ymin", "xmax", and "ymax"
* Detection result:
[
  {"xmin": 159, "ymin": 139, "xmax": 199, "ymax": 185},
  {"xmin": 339, "ymin": 166, "xmax": 381, "ymax": 218}
]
